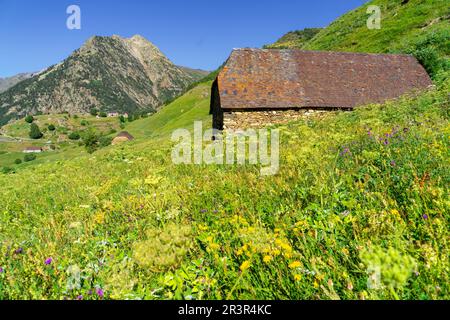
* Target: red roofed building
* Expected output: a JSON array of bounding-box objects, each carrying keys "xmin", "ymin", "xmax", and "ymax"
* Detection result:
[
  {"xmin": 210, "ymin": 49, "xmax": 433, "ymax": 130},
  {"xmin": 23, "ymin": 146, "xmax": 43, "ymax": 153}
]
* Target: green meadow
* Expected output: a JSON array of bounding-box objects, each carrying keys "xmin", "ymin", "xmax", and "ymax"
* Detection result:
[{"xmin": 0, "ymin": 0, "xmax": 449, "ymax": 300}]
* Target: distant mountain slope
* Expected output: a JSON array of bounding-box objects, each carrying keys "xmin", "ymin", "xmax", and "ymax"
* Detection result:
[
  {"xmin": 178, "ymin": 66, "xmax": 210, "ymax": 82},
  {"xmin": 0, "ymin": 35, "xmax": 206, "ymax": 126},
  {"xmin": 0, "ymin": 73, "xmax": 34, "ymax": 93},
  {"xmin": 264, "ymin": 28, "xmax": 322, "ymax": 49}
]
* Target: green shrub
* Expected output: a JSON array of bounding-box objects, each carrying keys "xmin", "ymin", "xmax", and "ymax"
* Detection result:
[
  {"xmin": 25, "ymin": 115, "xmax": 34, "ymax": 123},
  {"xmin": 29, "ymin": 123, "xmax": 43, "ymax": 139},
  {"xmin": 14, "ymin": 159, "xmax": 22, "ymax": 165},
  {"xmin": 80, "ymin": 120, "xmax": 89, "ymax": 126},
  {"xmin": 99, "ymin": 112, "xmax": 107, "ymax": 118},
  {"xmin": 406, "ymin": 32, "xmax": 450, "ymax": 79},
  {"xmin": 411, "ymin": 47, "xmax": 445, "ymax": 79},
  {"xmin": 23, "ymin": 154, "xmax": 37, "ymax": 162},
  {"xmin": 90, "ymin": 109, "xmax": 98, "ymax": 116},
  {"xmin": 68, "ymin": 132, "xmax": 81, "ymax": 141},
  {"xmin": 82, "ymin": 131, "xmax": 100, "ymax": 154},
  {"xmin": 99, "ymin": 136, "xmax": 113, "ymax": 148},
  {"xmin": 48, "ymin": 124, "xmax": 56, "ymax": 131},
  {"xmin": 1, "ymin": 166, "xmax": 14, "ymax": 174}
]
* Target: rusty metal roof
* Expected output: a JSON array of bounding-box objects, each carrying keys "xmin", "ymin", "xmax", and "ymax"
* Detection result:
[{"xmin": 215, "ymin": 49, "xmax": 433, "ymax": 110}]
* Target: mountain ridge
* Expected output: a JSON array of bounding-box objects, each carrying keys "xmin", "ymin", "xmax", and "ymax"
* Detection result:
[
  {"xmin": 0, "ymin": 34, "xmax": 208, "ymax": 126},
  {"xmin": 0, "ymin": 72, "xmax": 36, "ymax": 93}
]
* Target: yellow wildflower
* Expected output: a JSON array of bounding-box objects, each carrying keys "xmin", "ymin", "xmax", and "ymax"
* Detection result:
[
  {"xmin": 314, "ymin": 280, "xmax": 319, "ymax": 288},
  {"xmin": 240, "ymin": 261, "xmax": 251, "ymax": 272},
  {"xmin": 294, "ymin": 274, "xmax": 302, "ymax": 281},
  {"xmin": 93, "ymin": 211, "xmax": 105, "ymax": 225},
  {"xmin": 289, "ymin": 261, "xmax": 301, "ymax": 269},
  {"xmin": 209, "ymin": 243, "xmax": 220, "ymax": 251},
  {"xmin": 280, "ymin": 243, "xmax": 292, "ymax": 253},
  {"xmin": 263, "ymin": 256, "xmax": 272, "ymax": 264}
]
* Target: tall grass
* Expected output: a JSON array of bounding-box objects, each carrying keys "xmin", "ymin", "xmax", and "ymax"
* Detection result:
[{"xmin": 0, "ymin": 79, "xmax": 448, "ymax": 300}]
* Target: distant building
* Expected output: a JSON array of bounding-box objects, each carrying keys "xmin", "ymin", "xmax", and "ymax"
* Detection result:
[
  {"xmin": 112, "ymin": 131, "xmax": 135, "ymax": 145},
  {"xmin": 23, "ymin": 146, "xmax": 43, "ymax": 153},
  {"xmin": 107, "ymin": 112, "xmax": 120, "ymax": 117},
  {"xmin": 210, "ymin": 49, "xmax": 433, "ymax": 130}
]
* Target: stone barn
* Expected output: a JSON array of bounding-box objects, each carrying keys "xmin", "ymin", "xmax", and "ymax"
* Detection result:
[
  {"xmin": 210, "ymin": 49, "xmax": 433, "ymax": 130},
  {"xmin": 112, "ymin": 131, "xmax": 135, "ymax": 145}
]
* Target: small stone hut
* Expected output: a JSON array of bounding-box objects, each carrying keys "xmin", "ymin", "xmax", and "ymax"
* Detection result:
[
  {"xmin": 23, "ymin": 146, "xmax": 43, "ymax": 153},
  {"xmin": 112, "ymin": 131, "xmax": 135, "ymax": 145},
  {"xmin": 210, "ymin": 49, "xmax": 433, "ymax": 130}
]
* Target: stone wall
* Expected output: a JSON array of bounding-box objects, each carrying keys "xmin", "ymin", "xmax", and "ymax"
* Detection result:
[{"xmin": 222, "ymin": 109, "xmax": 330, "ymax": 131}]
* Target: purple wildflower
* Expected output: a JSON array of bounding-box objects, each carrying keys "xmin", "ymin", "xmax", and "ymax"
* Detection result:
[
  {"xmin": 390, "ymin": 160, "xmax": 397, "ymax": 167},
  {"xmin": 14, "ymin": 248, "xmax": 23, "ymax": 255},
  {"xmin": 76, "ymin": 295, "xmax": 84, "ymax": 301},
  {"xmin": 383, "ymin": 139, "xmax": 389, "ymax": 146},
  {"xmin": 340, "ymin": 147, "xmax": 350, "ymax": 157},
  {"xmin": 0, "ymin": 267, "xmax": 4, "ymax": 273},
  {"xmin": 200, "ymin": 209, "xmax": 208, "ymax": 213},
  {"xmin": 45, "ymin": 258, "xmax": 53, "ymax": 265},
  {"xmin": 403, "ymin": 128, "xmax": 410, "ymax": 133},
  {"xmin": 96, "ymin": 288, "xmax": 104, "ymax": 298},
  {"xmin": 87, "ymin": 290, "xmax": 93, "ymax": 295},
  {"xmin": 423, "ymin": 214, "xmax": 429, "ymax": 220}
]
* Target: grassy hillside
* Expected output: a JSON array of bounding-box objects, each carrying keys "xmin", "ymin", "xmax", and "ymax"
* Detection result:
[
  {"xmin": 264, "ymin": 28, "xmax": 322, "ymax": 49},
  {"xmin": 0, "ymin": 114, "xmax": 123, "ymax": 168},
  {"xmin": 0, "ymin": 77, "xmax": 448, "ymax": 299},
  {"xmin": 0, "ymin": 82, "xmax": 212, "ymax": 170},
  {"xmin": 2, "ymin": 114, "xmax": 122, "ymax": 139},
  {"xmin": 271, "ymin": 0, "xmax": 449, "ymax": 79},
  {"xmin": 126, "ymin": 82, "xmax": 212, "ymax": 139},
  {"xmin": 304, "ymin": 0, "xmax": 449, "ymax": 55},
  {"xmin": 0, "ymin": 0, "xmax": 449, "ymax": 301}
]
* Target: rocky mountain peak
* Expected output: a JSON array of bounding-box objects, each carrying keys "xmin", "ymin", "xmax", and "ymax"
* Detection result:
[{"xmin": 0, "ymin": 35, "xmax": 208, "ymax": 126}]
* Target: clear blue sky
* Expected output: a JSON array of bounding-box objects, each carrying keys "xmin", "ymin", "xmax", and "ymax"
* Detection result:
[{"xmin": 0, "ymin": 0, "xmax": 368, "ymax": 77}]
